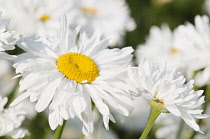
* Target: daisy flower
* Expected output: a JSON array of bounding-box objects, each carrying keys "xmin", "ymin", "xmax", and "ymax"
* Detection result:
[
  {"xmin": 10, "ymin": 15, "xmax": 136, "ymax": 135},
  {"xmin": 174, "ymin": 15, "xmax": 210, "ymax": 87},
  {"xmin": 0, "ymin": 0, "xmax": 71, "ymax": 37},
  {"xmin": 128, "ymin": 59, "xmax": 208, "ymax": 133},
  {"xmin": 135, "ymin": 25, "xmax": 177, "ymax": 66},
  {"xmin": 155, "ymin": 114, "xmax": 192, "ymax": 139},
  {"xmin": 68, "ymin": 0, "xmax": 136, "ymax": 46},
  {"xmin": 135, "ymin": 24, "xmax": 197, "ymax": 80},
  {"xmin": 0, "ymin": 95, "xmax": 29, "ymax": 138},
  {"xmin": 0, "ymin": 11, "xmax": 16, "ymax": 60}
]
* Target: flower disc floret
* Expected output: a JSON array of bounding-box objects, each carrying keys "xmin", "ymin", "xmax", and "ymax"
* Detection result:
[
  {"xmin": 40, "ymin": 14, "xmax": 50, "ymax": 22},
  {"xmin": 57, "ymin": 52, "xmax": 99, "ymax": 84},
  {"xmin": 82, "ymin": 7, "xmax": 98, "ymax": 15}
]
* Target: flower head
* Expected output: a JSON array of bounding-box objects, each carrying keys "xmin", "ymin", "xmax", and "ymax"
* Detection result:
[
  {"xmin": 128, "ymin": 59, "xmax": 208, "ymax": 133},
  {"xmin": 0, "ymin": 11, "xmax": 16, "ymax": 60},
  {"xmin": 68, "ymin": 0, "xmax": 136, "ymax": 46},
  {"xmin": 174, "ymin": 15, "xmax": 210, "ymax": 87},
  {"xmin": 135, "ymin": 24, "xmax": 197, "ymax": 80},
  {"xmin": 0, "ymin": 11, "xmax": 15, "ymax": 52},
  {"xmin": 10, "ymin": 15, "xmax": 136, "ymax": 135},
  {"xmin": 0, "ymin": 0, "xmax": 71, "ymax": 37},
  {"xmin": 0, "ymin": 95, "xmax": 28, "ymax": 138}
]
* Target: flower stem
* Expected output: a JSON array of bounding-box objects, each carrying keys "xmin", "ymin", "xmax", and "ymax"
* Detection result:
[
  {"xmin": 54, "ymin": 120, "xmax": 67, "ymax": 139},
  {"xmin": 139, "ymin": 108, "xmax": 161, "ymax": 139},
  {"xmin": 80, "ymin": 133, "xmax": 85, "ymax": 139}
]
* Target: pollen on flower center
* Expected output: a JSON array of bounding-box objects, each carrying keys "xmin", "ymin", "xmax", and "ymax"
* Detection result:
[
  {"xmin": 40, "ymin": 14, "xmax": 50, "ymax": 22},
  {"xmin": 81, "ymin": 7, "xmax": 98, "ymax": 15},
  {"xmin": 56, "ymin": 52, "xmax": 99, "ymax": 84},
  {"xmin": 170, "ymin": 48, "xmax": 181, "ymax": 54}
]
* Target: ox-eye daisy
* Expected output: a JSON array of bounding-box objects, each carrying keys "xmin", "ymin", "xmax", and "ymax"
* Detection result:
[
  {"xmin": 128, "ymin": 59, "xmax": 208, "ymax": 139},
  {"xmin": 0, "ymin": 11, "xmax": 16, "ymax": 60},
  {"xmin": 174, "ymin": 15, "xmax": 210, "ymax": 87},
  {"xmin": 135, "ymin": 24, "xmax": 198, "ymax": 80},
  {"xmin": 0, "ymin": 95, "xmax": 29, "ymax": 139},
  {"xmin": 68, "ymin": 0, "xmax": 136, "ymax": 46},
  {"xmin": 10, "ymin": 15, "xmax": 136, "ymax": 136},
  {"xmin": 0, "ymin": 0, "xmax": 71, "ymax": 37}
]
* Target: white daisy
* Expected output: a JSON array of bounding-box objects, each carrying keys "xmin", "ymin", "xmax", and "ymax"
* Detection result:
[
  {"xmin": 68, "ymin": 0, "xmax": 136, "ymax": 46},
  {"xmin": 0, "ymin": 11, "xmax": 16, "ymax": 60},
  {"xmin": 10, "ymin": 15, "xmax": 136, "ymax": 135},
  {"xmin": 0, "ymin": 95, "xmax": 29, "ymax": 138},
  {"xmin": 174, "ymin": 15, "xmax": 210, "ymax": 87},
  {"xmin": 0, "ymin": 11, "xmax": 15, "ymax": 51},
  {"xmin": 128, "ymin": 59, "xmax": 208, "ymax": 133},
  {"xmin": 192, "ymin": 104, "xmax": 210, "ymax": 139},
  {"xmin": 155, "ymin": 114, "xmax": 192, "ymax": 139},
  {"xmin": 135, "ymin": 24, "xmax": 196, "ymax": 80},
  {"xmin": 120, "ymin": 96, "xmax": 151, "ymax": 131},
  {"xmin": 0, "ymin": 0, "xmax": 71, "ymax": 37}
]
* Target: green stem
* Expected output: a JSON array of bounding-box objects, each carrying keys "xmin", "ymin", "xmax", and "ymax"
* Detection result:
[
  {"xmin": 80, "ymin": 133, "xmax": 85, "ymax": 139},
  {"xmin": 139, "ymin": 108, "xmax": 161, "ymax": 139},
  {"xmin": 176, "ymin": 119, "xmax": 184, "ymax": 139},
  {"xmin": 189, "ymin": 83, "xmax": 210, "ymax": 139},
  {"xmin": 54, "ymin": 120, "xmax": 67, "ymax": 139}
]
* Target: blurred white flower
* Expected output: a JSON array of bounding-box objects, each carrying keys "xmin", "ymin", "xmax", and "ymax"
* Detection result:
[
  {"xmin": 0, "ymin": 95, "xmax": 28, "ymax": 138},
  {"xmin": 85, "ymin": 126, "xmax": 118, "ymax": 139},
  {"xmin": 128, "ymin": 59, "xmax": 208, "ymax": 133},
  {"xmin": 18, "ymin": 98, "xmax": 37, "ymax": 119},
  {"xmin": 0, "ymin": 11, "xmax": 16, "ymax": 60},
  {"xmin": 10, "ymin": 15, "xmax": 136, "ymax": 135},
  {"xmin": 155, "ymin": 114, "xmax": 180, "ymax": 139},
  {"xmin": 0, "ymin": 11, "xmax": 15, "ymax": 51},
  {"xmin": 68, "ymin": 0, "xmax": 136, "ymax": 46},
  {"xmin": 135, "ymin": 24, "xmax": 195, "ymax": 79},
  {"xmin": 174, "ymin": 15, "xmax": 210, "ymax": 87},
  {"xmin": 194, "ymin": 104, "xmax": 210, "ymax": 139},
  {"xmin": 204, "ymin": 0, "xmax": 210, "ymax": 15},
  {"xmin": 0, "ymin": 0, "xmax": 71, "ymax": 37},
  {"xmin": 63, "ymin": 117, "xmax": 118, "ymax": 139},
  {"xmin": 120, "ymin": 96, "xmax": 150, "ymax": 131},
  {"xmin": 155, "ymin": 113, "xmax": 192, "ymax": 139},
  {"xmin": 0, "ymin": 59, "xmax": 17, "ymax": 96}
]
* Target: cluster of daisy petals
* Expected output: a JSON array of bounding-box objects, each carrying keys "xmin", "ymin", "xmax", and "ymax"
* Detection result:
[
  {"xmin": 0, "ymin": 1, "xmax": 209, "ymax": 139},
  {"xmin": 0, "ymin": 95, "xmax": 28, "ymax": 138}
]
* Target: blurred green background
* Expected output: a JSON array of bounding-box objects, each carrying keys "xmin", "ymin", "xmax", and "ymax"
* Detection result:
[{"xmin": 125, "ymin": 0, "xmax": 205, "ymax": 50}]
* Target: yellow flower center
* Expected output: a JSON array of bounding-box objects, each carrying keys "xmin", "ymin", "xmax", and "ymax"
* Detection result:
[
  {"xmin": 170, "ymin": 48, "xmax": 181, "ymax": 54},
  {"xmin": 40, "ymin": 14, "xmax": 50, "ymax": 22},
  {"xmin": 56, "ymin": 52, "xmax": 99, "ymax": 84},
  {"xmin": 81, "ymin": 7, "xmax": 98, "ymax": 15}
]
